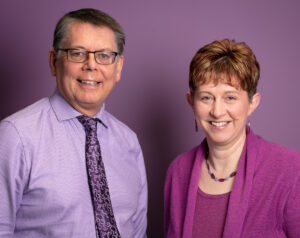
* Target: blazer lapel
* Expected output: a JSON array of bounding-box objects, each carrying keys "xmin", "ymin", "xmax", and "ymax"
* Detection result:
[
  {"xmin": 182, "ymin": 141, "xmax": 206, "ymax": 238},
  {"xmin": 222, "ymin": 128, "xmax": 262, "ymax": 238}
]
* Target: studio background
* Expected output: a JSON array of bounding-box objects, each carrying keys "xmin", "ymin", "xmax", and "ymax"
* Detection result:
[{"xmin": 1, "ymin": 1, "xmax": 299, "ymax": 237}]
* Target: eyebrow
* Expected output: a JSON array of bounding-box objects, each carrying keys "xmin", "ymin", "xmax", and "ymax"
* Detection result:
[
  {"xmin": 68, "ymin": 46, "xmax": 115, "ymax": 52},
  {"xmin": 197, "ymin": 91, "xmax": 212, "ymax": 95},
  {"xmin": 197, "ymin": 90, "xmax": 240, "ymax": 95},
  {"xmin": 224, "ymin": 91, "xmax": 240, "ymax": 94}
]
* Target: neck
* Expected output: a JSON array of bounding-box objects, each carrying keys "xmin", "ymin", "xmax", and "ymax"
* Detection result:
[
  {"xmin": 206, "ymin": 130, "xmax": 246, "ymax": 172},
  {"xmin": 73, "ymin": 103, "xmax": 103, "ymax": 118}
]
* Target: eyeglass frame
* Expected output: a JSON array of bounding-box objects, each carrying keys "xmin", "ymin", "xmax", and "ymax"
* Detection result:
[{"xmin": 57, "ymin": 48, "xmax": 119, "ymax": 65}]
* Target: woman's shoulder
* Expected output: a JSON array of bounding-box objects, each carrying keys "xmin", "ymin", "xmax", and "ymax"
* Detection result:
[
  {"xmin": 164, "ymin": 144, "xmax": 203, "ymax": 202},
  {"xmin": 259, "ymin": 136, "xmax": 300, "ymax": 163},
  {"xmin": 249, "ymin": 129, "xmax": 299, "ymax": 160},
  {"xmin": 168, "ymin": 145, "xmax": 199, "ymax": 169},
  {"xmin": 166, "ymin": 142, "xmax": 205, "ymax": 183},
  {"xmin": 253, "ymin": 132, "xmax": 300, "ymax": 176}
]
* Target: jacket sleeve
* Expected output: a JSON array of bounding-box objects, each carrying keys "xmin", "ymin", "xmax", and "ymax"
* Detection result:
[
  {"xmin": 284, "ymin": 175, "xmax": 300, "ymax": 237},
  {"xmin": 164, "ymin": 159, "xmax": 186, "ymax": 238},
  {"xmin": 164, "ymin": 164, "xmax": 172, "ymax": 237}
]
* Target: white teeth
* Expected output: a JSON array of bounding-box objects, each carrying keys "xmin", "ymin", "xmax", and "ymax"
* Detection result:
[
  {"xmin": 211, "ymin": 121, "xmax": 228, "ymax": 127},
  {"xmin": 80, "ymin": 80, "xmax": 99, "ymax": 85}
]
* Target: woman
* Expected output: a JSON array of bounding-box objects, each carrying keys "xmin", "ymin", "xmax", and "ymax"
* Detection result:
[{"xmin": 164, "ymin": 39, "xmax": 300, "ymax": 238}]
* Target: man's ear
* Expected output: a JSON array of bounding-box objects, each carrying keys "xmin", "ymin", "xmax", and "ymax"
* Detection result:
[
  {"xmin": 48, "ymin": 49, "xmax": 57, "ymax": 76},
  {"xmin": 115, "ymin": 55, "xmax": 124, "ymax": 83},
  {"xmin": 186, "ymin": 91, "xmax": 194, "ymax": 108},
  {"xmin": 248, "ymin": 93, "xmax": 261, "ymax": 117}
]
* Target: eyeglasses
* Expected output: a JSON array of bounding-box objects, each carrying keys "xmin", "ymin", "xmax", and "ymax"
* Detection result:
[{"xmin": 57, "ymin": 48, "xmax": 119, "ymax": 65}]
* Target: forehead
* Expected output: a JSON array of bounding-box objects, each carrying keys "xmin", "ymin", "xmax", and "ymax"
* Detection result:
[
  {"xmin": 197, "ymin": 82, "xmax": 240, "ymax": 92},
  {"xmin": 64, "ymin": 22, "xmax": 117, "ymax": 50},
  {"xmin": 198, "ymin": 73, "xmax": 242, "ymax": 90}
]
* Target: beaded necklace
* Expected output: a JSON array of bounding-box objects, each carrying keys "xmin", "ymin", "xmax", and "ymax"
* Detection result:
[{"xmin": 205, "ymin": 159, "xmax": 237, "ymax": 182}]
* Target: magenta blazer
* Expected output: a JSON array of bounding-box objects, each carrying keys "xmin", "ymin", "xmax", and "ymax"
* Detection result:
[{"xmin": 164, "ymin": 128, "xmax": 300, "ymax": 238}]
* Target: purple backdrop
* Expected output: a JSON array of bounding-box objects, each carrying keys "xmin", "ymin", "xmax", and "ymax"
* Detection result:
[{"xmin": 1, "ymin": 1, "xmax": 300, "ymax": 237}]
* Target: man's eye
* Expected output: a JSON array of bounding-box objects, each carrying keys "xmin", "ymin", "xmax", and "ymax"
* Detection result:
[
  {"xmin": 71, "ymin": 51, "xmax": 85, "ymax": 57},
  {"xmin": 97, "ymin": 53, "xmax": 110, "ymax": 59}
]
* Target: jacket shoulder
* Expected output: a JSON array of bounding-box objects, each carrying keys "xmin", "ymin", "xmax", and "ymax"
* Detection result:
[
  {"xmin": 166, "ymin": 145, "xmax": 201, "ymax": 182},
  {"xmin": 259, "ymin": 137, "xmax": 300, "ymax": 172}
]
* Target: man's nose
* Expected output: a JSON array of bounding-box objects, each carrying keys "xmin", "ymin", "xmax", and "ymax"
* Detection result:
[{"xmin": 85, "ymin": 52, "xmax": 97, "ymax": 70}]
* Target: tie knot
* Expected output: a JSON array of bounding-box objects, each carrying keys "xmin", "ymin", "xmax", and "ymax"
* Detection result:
[{"xmin": 77, "ymin": 115, "xmax": 97, "ymax": 133}]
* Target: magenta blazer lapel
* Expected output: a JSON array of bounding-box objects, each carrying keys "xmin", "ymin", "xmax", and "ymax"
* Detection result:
[
  {"xmin": 182, "ymin": 144, "xmax": 205, "ymax": 238},
  {"xmin": 223, "ymin": 127, "xmax": 262, "ymax": 238}
]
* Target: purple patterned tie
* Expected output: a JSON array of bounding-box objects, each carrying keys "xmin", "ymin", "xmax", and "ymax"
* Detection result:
[{"xmin": 77, "ymin": 115, "xmax": 121, "ymax": 238}]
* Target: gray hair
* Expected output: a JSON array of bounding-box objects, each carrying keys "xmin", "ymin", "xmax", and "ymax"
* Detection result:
[{"xmin": 53, "ymin": 8, "xmax": 126, "ymax": 54}]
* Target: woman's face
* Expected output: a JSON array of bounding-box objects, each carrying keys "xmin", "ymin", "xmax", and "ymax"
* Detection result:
[{"xmin": 187, "ymin": 81, "xmax": 260, "ymax": 147}]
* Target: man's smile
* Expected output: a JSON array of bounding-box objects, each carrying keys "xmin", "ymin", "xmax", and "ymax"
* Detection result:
[{"xmin": 77, "ymin": 79, "xmax": 101, "ymax": 85}]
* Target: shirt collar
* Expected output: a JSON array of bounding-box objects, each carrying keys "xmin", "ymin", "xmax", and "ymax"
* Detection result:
[{"xmin": 49, "ymin": 88, "xmax": 108, "ymax": 128}]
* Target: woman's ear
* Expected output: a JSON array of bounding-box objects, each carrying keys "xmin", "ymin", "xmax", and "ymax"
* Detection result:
[
  {"xmin": 248, "ymin": 93, "xmax": 261, "ymax": 117},
  {"xmin": 186, "ymin": 91, "xmax": 194, "ymax": 108}
]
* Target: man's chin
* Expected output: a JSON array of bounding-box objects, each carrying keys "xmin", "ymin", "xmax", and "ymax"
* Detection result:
[{"xmin": 72, "ymin": 100, "xmax": 103, "ymax": 117}]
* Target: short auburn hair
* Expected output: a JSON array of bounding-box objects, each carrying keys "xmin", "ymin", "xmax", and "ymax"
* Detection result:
[{"xmin": 189, "ymin": 39, "xmax": 260, "ymax": 100}]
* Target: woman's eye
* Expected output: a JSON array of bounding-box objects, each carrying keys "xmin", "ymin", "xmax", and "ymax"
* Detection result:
[
  {"xmin": 226, "ymin": 96, "xmax": 237, "ymax": 101},
  {"xmin": 200, "ymin": 96, "xmax": 213, "ymax": 102}
]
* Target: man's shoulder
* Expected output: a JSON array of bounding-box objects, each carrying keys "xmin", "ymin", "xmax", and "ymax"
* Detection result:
[
  {"xmin": 103, "ymin": 110, "xmax": 137, "ymax": 138},
  {"xmin": 101, "ymin": 110, "xmax": 142, "ymax": 153},
  {"xmin": 1, "ymin": 97, "xmax": 51, "ymax": 127}
]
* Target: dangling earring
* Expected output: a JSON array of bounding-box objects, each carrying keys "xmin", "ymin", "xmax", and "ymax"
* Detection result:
[
  {"xmin": 195, "ymin": 119, "xmax": 198, "ymax": 132},
  {"xmin": 247, "ymin": 120, "xmax": 250, "ymax": 127}
]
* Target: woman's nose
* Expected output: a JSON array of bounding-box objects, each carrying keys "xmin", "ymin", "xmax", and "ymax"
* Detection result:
[{"xmin": 210, "ymin": 99, "xmax": 226, "ymax": 118}]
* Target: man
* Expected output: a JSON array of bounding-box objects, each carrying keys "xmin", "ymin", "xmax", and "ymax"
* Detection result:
[{"xmin": 0, "ymin": 8, "xmax": 147, "ymax": 238}]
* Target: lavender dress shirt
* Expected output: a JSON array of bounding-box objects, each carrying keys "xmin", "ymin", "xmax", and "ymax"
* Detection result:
[{"xmin": 0, "ymin": 89, "xmax": 148, "ymax": 238}]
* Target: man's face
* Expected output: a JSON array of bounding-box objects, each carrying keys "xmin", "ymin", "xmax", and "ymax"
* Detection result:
[{"xmin": 49, "ymin": 22, "xmax": 123, "ymax": 117}]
